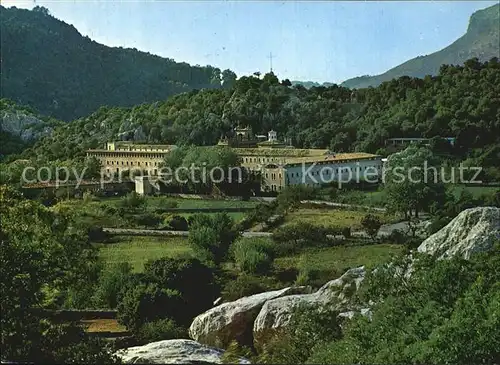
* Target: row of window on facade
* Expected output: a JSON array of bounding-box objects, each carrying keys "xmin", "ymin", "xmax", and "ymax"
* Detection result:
[
  {"xmin": 115, "ymin": 147, "xmax": 170, "ymax": 152},
  {"xmin": 106, "ymin": 160, "xmax": 160, "ymax": 167},
  {"xmin": 106, "ymin": 167, "xmax": 158, "ymax": 175},
  {"xmin": 266, "ymin": 185, "xmax": 282, "ymax": 192},
  {"xmin": 287, "ymin": 165, "xmax": 378, "ymax": 179},
  {"xmin": 244, "ymin": 156, "xmax": 281, "ymax": 164},
  {"xmin": 90, "ymin": 153, "xmax": 165, "ymax": 159},
  {"xmin": 265, "ymin": 172, "xmax": 282, "ymax": 180}
]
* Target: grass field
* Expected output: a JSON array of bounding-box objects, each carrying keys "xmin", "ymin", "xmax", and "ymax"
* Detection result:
[
  {"xmin": 449, "ymin": 185, "xmax": 499, "ymax": 198},
  {"xmin": 176, "ymin": 211, "xmax": 247, "ymax": 221},
  {"xmin": 275, "ymin": 243, "xmax": 404, "ymax": 279},
  {"xmin": 97, "ymin": 196, "xmax": 258, "ymax": 209},
  {"xmin": 96, "ymin": 236, "xmax": 192, "ymax": 272},
  {"xmin": 282, "ymin": 208, "xmax": 390, "ymax": 230},
  {"xmin": 81, "ymin": 319, "xmax": 127, "ymax": 333}
]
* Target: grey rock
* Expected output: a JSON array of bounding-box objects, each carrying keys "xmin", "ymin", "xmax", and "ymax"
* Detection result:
[
  {"xmin": 115, "ymin": 339, "xmax": 250, "ymax": 364},
  {"xmin": 189, "ymin": 286, "xmax": 309, "ymax": 348},
  {"xmin": 1, "ymin": 110, "xmax": 52, "ymax": 142},
  {"xmin": 418, "ymin": 207, "xmax": 500, "ymax": 259},
  {"xmin": 253, "ymin": 266, "xmax": 365, "ymax": 348}
]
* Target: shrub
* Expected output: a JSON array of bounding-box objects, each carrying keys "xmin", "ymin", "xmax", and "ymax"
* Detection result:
[
  {"xmin": 341, "ymin": 226, "xmax": 352, "ymax": 239},
  {"xmin": 272, "ymin": 222, "xmax": 329, "ymax": 255},
  {"xmin": 82, "ymin": 191, "xmax": 98, "ymax": 203},
  {"xmin": 134, "ymin": 212, "xmax": 162, "ymax": 228},
  {"xmin": 136, "ymin": 318, "xmax": 187, "ymax": 344},
  {"xmin": 234, "ymin": 246, "xmax": 272, "ymax": 275},
  {"xmin": 222, "ymin": 274, "xmax": 279, "ymax": 302},
  {"xmin": 385, "ymin": 229, "xmax": 407, "ymax": 245},
  {"xmin": 257, "ymin": 304, "xmax": 342, "ymax": 364},
  {"xmin": 360, "ymin": 213, "xmax": 382, "ymax": 240},
  {"xmin": 117, "ymin": 283, "xmax": 183, "ymax": 332},
  {"xmin": 93, "ymin": 262, "xmax": 134, "ymax": 309},
  {"xmin": 167, "ymin": 215, "xmax": 189, "ymax": 231},
  {"xmin": 189, "ymin": 213, "xmax": 240, "ymax": 266},
  {"xmin": 87, "ymin": 226, "xmax": 108, "ymax": 242},
  {"xmin": 143, "ymin": 256, "xmax": 216, "ymax": 325},
  {"xmin": 118, "ymin": 191, "xmax": 145, "ymax": 210}
]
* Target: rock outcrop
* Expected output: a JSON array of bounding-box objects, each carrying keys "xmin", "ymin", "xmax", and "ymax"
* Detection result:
[
  {"xmin": 252, "ymin": 266, "xmax": 365, "ymax": 348},
  {"xmin": 115, "ymin": 339, "xmax": 250, "ymax": 364},
  {"xmin": 1, "ymin": 110, "xmax": 52, "ymax": 142},
  {"xmin": 418, "ymin": 207, "xmax": 500, "ymax": 259},
  {"xmin": 188, "ymin": 286, "xmax": 309, "ymax": 348}
]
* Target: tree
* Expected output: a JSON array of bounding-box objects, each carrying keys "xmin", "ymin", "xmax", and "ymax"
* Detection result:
[
  {"xmin": 360, "ymin": 213, "xmax": 382, "ymax": 241},
  {"xmin": 304, "ymin": 246, "xmax": 500, "ymax": 365},
  {"xmin": 384, "ymin": 145, "xmax": 446, "ymax": 218},
  {"xmin": 188, "ymin": 213, "xmax": 240, "ymax": 266},
  {"xmin": 93, "ymin": 262, "xmax": 134, "ymax": 309},
  {"xmin": 143, "ymin": 256, "xmax": 216, "ymax": 324},
  {"xmin": 0, "ymin": 185, "xmax": 116, "ymax": 363},
  {"xmin": 222, "ymin": 69, "xmax": 237, "ymax": 89},
  {"xmin": 117, "ymin": 283, "xmax": 183, "ymax": 332}
]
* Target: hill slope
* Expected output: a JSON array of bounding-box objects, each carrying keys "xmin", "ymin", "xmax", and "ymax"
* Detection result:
[
  {"xmin": 0, "ymin": 6, "xmax": 235, "ymax": 121},
  {"xmin": 341, "ymin": 4, "xmax": 500, "ymax": 89}
]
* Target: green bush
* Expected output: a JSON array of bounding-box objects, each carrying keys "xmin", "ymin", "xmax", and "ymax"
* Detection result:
[
  {"xmin": 93, "ymin": 262, "xmax": 134, "ymax": 309},
  {"xmin": 257, "ymin": 304, "xmax": 342, "ymax": 363},
  {"xmin": 166, "ymin": 215, "xmax": 189, "ymax": 231},
  {"xmin": 134, "ymin": 212, "xmax": 162, "ymax": 228},
  {"xmin": 341, "ymin": 227, "xmax": 351, "ymax": 239},
  {"xmin": 272, "ymin": 222, "xmax": 329, "ymax": 255},
  {"xmin": 232, "ymin": 238, "xmax": 275, "ymax": 275},
  {"xmin": 143, "ymin": 256, "xmax": 216, "ymax": 325},
  {"xmin": 136, "ymin": 318, "xmax": 187, "ymax": 344},
  {"xmin": 236, "ymin": 247, "xmax": 272, "ymax": 275},
  {"xmin": 117, "ymin": 283, "xmax": 183, "ymax": 332},
  {"xmin": 118, "ymin": 192, "xmax": 145, "ymax": 210},
  {"xmin": 222, "ymin": 274, "xmax": 279, "ymax": 302},
  {"xmin": 360, "ymin": 213, "xmax": 382, "ymax": 240},
  {"xmin": 188, "ymin": 213, "xmax": 240, "ymax": 266}
]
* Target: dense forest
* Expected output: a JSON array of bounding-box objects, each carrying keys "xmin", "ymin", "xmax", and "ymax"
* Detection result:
[
  {"xmin": 341, "ymin": 3, "xmax": 499, "ymax": 88},
  {"xmin": 0, "ymin": 6, "xmax": 237, "ymax": 121},
  {"xmin": 8, "ymin": 58, "xmax": 499, "ymax": 166}
]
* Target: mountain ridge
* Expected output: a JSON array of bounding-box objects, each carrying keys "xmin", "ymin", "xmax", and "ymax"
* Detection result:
[
  {"xmin": 341, "ymin": 4, "xmax": 500, "ymax": 89},
  {"xmin": 0, "ymin": 6, "xmax": 237, "ymax": 121}
]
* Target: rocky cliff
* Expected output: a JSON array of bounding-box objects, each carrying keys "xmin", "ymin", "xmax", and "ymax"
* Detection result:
[{"xmin": 341, "ymin": 4, "xmax": 500, "ymax": 89}]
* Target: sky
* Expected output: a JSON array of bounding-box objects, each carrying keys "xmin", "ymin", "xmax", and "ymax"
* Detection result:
[{"xmin": 2, "ymin": 0, "xmax": 498, "ymax": 83}]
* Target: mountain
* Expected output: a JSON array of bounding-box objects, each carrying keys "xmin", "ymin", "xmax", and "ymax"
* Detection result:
[
  {"xmin": 0, "ymin": 99, "xmax": 61, "ymax": 159},
  {"xmin": 341, "ymin": 4, "xmax": 500, "ymax": 89},
  {"xmin": 0, "ymin": 6, "xmax": 237, "ymax": 121},
  {"xmin": 291, "ymin": 81, "xmax": 335, "ymax": 89}
]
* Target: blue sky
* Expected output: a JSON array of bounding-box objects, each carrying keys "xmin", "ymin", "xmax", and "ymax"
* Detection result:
[{"xmin": 3, "ymin": 0, "xmax": 498, "ymax": 83}]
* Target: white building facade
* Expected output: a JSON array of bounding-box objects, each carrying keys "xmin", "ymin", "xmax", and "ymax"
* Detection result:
[{"xmin": 284, "ymin": 155, "xmax": 383, "ymax": 187}]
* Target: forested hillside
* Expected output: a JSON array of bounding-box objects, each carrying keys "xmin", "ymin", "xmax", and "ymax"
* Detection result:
[
  {"xmin": 0, "ymin": 99, "xmax": 62, "ymax": 158},
  {"xmin": 342, "ymin": 4, "xmax": 499, "ymax": 89},
  {"xmin": 0, "ymin": 6, "xmax": 237, "ymax": 121},
  {"xmin": 13, "ymin": 58, "xmax": 499, "ymax": 166}
]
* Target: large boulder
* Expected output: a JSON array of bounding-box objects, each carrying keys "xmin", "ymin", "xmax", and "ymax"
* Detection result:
[
  {"xmin": 115, "ymin": 339, "xmax": 250, "ymax": 364},
  {"xmin": 418, "ymin": 207, "xmax": 500, "ymax": 259},
  {"xmin": 189, "ymin": 286, "xmax": 309, "ymax": 348},
  {"xmin": 253, "ymin": 266, "xmax": 365, "ymax": 348}
]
